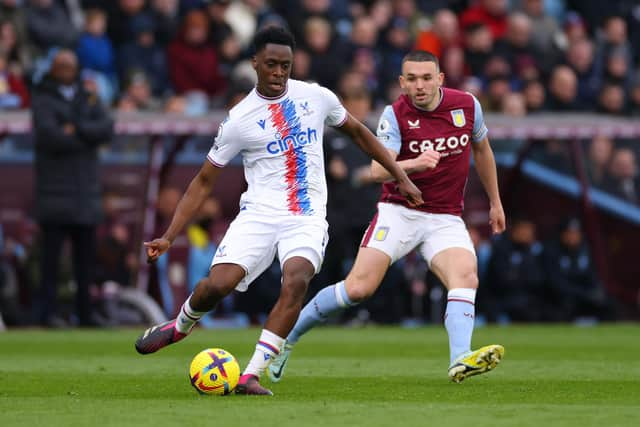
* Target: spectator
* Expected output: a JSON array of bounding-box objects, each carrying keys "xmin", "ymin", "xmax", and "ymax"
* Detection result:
[
  {"xmin": 602, "ymin": 147, "xmax": 639, "ymax": 204},
  {"xmin": 545, "ymin": 65, "xmax": 580, "ymax": 111},
  {"xmin": 441, "ymin": 45, "xmax": 466, "ymax": 89},
  {"xmin": 484, "ymin": 216, "xmax": 547, "ymax": 322},
  {"xmin": 368, "ymin": 0, "xmax": 394, "ymax": 31},
  {"xmin": 167, "ymin": 9, "xmax": 226, "ymax": 98},
  {"xmin": 597, "ymin": 82, "xmax": 626, "ymax": 115},
  {"xmin": 76, "ymin": 8, "xmax": 117, "ymax": 103},
  {"xmin": 0, "ymin": 19, "xmax": 31, "ymax": 76},
  {"xmin": 115, "ymin": 70, "xmax": 162, "ymax": 112},
  {"xmin": 349, "ymin": 15, "xmax": 380, "ymax": 54},
  {"xmin": 302, "ymin": 16, "xmax": 345, "ymax": 89},
  {"xmin": 391, "ymin": 0, "xmax": 427, "ymax": 38},
  {"xmin": 603, "ymin": 47, "xmax": 632, "ymax": 91},
  {"xmin": 585, "ymin": 135, "xmax": 614, "ymax": 187},
  {"xmin": 107, "ymin": 0, "xmax": 148, "ymax": 47},
  {"xmin": 485, "ymin": 74, "xmax": 511, "ymax": 112},
  {"xmin": 31, "ymin": 49, "xmax": 114, "ymax": 327},
  {"xmin": 501, "ymin": 91, "xmax": 527, "ymax": 117},
  {"xmin": 565, "ymin": 38, "xmax": 600, "ymax": 109},
  {"xmin": 460, "ymin": 75, "xmax": 483, "ymax": 99},
  {"xmin": 216, "ymin": 30, "xmax": 242, "ymax": 78},
  {"xmin": 26, "ymin": 0, "xmax": 77, "ymax": 54},
  {"xmin": 96, "ymin": 192, "xmax": 134, "ymax": 288},
  {"xmin": 493, "ymin": 12, "xmax": 542, "ymax": 81},
  {"xmin": 562, "ymin": 11, "xmax": 588, "ymax": 46},
  {"xmin": 463, "ymin": 22, "xmax": 493, "ymax": 77},
  {"xmin": 117, "ymin": 13, "xmax": 169, "ymax": 97},
  {"xmin": 414, "ymin": 8, "xmax": 460, "ymax": 59},
  {"xmin": 162, "ymin": 94, "xmax": 186, "ymax": 114},
  {"xmin": 522, "ymin": 78, "xmax": 546, "ymax": 112},
  {"xmin": 0, "ymin": 50, "xmax": 29, "ymax": 108},
  {"xmin": 542, "ymin": 217, "xmax": 615, "ymax": 321},
  {"xmin": 0, "ymin": 0, "xmax": 27, "ymax": 45},
  {"xmin": 594, "ymin": 15, "xmax": 632, "ymax": 71},
  {"xmin": 291, "ymin": 48, "xmax": 311, "ymax": 81},
  {"xmin": 186, "ymin": 197, "xmax": 219, "ymax": 300},
  {"xmin": 80, "ymin": 68, "xmax": 115, "ymax": 106},
  {"xmin": 520, "ymin": 0, "xmax": 562, "ymax": 54},
  {"xmin": 379, "ymin": 17, "xmax": 413, "ymax": 90},
  {"xmin": 460, "ymin": 0, "xmax": 509, "ymax": 40},
  {"xmin": 205, "ymin": 0, "xmax": 234, "ymax": 46},
  {"xmin": 76, "ymin": 9, "xmax": 116, "ymax": 80},
  {"xmin": 149, "ymin": 0, "xmax": 180, "ymax": 46}
]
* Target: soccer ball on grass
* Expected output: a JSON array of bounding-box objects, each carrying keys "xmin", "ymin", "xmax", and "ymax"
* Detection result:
[{"xmin": 189, "ymin": 348, "xmax": 240, "ymax": 395}]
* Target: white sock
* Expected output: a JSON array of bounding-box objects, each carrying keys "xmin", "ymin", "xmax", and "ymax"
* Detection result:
[
  {"xmin": 243, "ymin": 329, "xmax": 285, "ymax": 378},
  {"xmin": 445, "ymin": 288, "xmax": 477, "ymax": 364},
  {"xmin": 175, "ymin": 295, "xmax": 207, "ymax": 333}
]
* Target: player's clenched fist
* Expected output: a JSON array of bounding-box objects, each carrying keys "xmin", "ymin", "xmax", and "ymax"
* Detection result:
[
  {"xmin": 144, "ymin": 237, "xmax": 171, "ymax": 263},
  {"xmin": 415, "ymin": 149, "xmax": 440, "ymax": 171}
]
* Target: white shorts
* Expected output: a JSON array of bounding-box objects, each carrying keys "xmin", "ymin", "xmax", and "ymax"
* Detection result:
[
  {"xmin": 361, "ymin": 202, "xmax": 475, "ymax": 265},
  {"xmin": 211, "ymin": 210, "xmax": 329, "ymax": 291}
]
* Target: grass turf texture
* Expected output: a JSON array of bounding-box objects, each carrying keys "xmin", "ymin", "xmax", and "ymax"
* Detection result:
[{"xmin": 1, "ymin": 325, "xmax": 639, "ymax": 427}]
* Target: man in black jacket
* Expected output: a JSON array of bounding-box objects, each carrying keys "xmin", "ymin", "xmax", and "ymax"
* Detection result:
[
  {"xmin": 32, "ymin": 49, "xmax": 114, "ymax": 327},
  {"xmin": 542, "ymin": 217, "xmax": 616, "ymax": 321}
]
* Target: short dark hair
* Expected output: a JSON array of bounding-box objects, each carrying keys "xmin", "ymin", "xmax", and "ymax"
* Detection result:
[
  {"xmin": 402, "ymin": 50, "xmax": 439, "ymax": 69},
  {"xmin": 252, "ymin": 26, "xmax": 296, "ymax": 54}
]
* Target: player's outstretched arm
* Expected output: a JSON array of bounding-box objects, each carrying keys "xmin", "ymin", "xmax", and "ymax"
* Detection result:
[
  {"xmin": 337, "ymin": 113, "xmax": 423, "ymax": 206},
  {"xmin": 471, "ymin": 137, "xmax": 505, "ymax": 234},
  {"xmin": 145, "ymin": 161, "xmax": 223, "ymax": 262}
]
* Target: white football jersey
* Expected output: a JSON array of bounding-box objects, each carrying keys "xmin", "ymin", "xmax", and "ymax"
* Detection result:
[{"xmin": 207, "ymin": 79, "xmax": 347, "ymax": 217}]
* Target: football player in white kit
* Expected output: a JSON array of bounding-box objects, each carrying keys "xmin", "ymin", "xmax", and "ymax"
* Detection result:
[{"xmin": 135, "ymin": 26, "xmax": 423, "ymax": 395}]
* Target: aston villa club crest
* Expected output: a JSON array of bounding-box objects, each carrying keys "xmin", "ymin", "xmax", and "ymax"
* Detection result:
[
  {"xmin": 374, "ymin": 226, "xmax": 389, "ymax": 241},
  {"xmin": 450, "ymin": 109, "xmax": 466, "ymax": 127}
]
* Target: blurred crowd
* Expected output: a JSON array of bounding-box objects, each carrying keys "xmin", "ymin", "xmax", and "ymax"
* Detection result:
[{"xmin": 0, "ymin": 0, "xmax": 639, "ymax": 116}]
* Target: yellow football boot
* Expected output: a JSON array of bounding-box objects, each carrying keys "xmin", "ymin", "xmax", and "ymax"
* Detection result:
[{"xmin": 448, "ymin": 344, "xmax": 504, "ymax": 383}]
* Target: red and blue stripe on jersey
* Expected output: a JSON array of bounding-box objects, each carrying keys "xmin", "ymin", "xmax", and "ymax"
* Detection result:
[{"xmin": 268, "ymin": 98, "xmax": 313, "ymax": 215}]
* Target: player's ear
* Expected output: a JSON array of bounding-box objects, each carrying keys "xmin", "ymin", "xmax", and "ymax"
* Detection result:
[
  {"xmin": 398, "ymin": 75, "xmax": 405, "ymax": 89},
  {"xmin": 251, "ymin": 56, "xmax": 257, "ymax": 70},
  {"xmin": 438, "ymin": 72, "xmax": 445, "ymax": 86}
]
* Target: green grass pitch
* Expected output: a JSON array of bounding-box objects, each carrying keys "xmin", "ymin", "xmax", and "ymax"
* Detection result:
[{"xmin": 1, "ymin": 325, "xmax": 639, "ymax": 427}]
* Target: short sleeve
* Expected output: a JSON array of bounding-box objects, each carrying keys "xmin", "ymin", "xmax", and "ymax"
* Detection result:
[
  {"xmin": 471, "ymin": 95, "xmax": 489, "ymax": 143},
  {"xmin": 317, "ymin": 86, "xmax": 348, "ymax": 127},
  {"xmin": 376, "ymin": 105, "xmax": 401, "ymax": 153},
  {"xmin": 206, "ymin": 117, "xmax": 241, "ymax": 167}
]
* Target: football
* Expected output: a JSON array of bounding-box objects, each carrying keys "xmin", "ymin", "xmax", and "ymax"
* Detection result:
[{"xmin": 189, "ymin": 348, "xmax": 241, "ymax": 395}]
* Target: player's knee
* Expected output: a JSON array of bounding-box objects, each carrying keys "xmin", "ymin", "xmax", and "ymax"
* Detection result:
[
  {"xmin": 455, "ymin": 270, "xmax": 478, "ymax": 290},
  {"xmin": 280, "ymin": 273, "xmax": 310, "ymax": 304},
  {"xmin": 345, "ymin": 276, "xmax": 376, "ymax": 302}
]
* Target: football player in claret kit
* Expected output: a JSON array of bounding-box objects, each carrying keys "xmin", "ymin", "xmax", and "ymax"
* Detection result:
[
  {"xmin": 270, "ymin": 50, "xmax": 507, "ymax": 384},
  {"xmin": 134, "ymin": 27, "xmax": 423, "ymax": 395}
]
